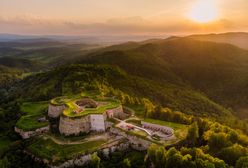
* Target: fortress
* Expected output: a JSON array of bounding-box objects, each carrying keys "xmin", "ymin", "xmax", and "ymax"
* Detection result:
[
  {"xmin": 15, "ymin": 92, "xmax": 177, "ymax": 167},
  {"xmin": 48, "ymin": 96, "xmax": 126, "ymax": 136}
]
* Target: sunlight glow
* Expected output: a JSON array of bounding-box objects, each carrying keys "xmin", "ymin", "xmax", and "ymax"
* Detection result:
[{"xmin": 188, "ymin": 0, "xmax": 218, "ymax": 23}]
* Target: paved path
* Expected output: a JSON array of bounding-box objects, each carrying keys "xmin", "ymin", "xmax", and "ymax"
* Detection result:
[{"xmin": 115, "ymin": 118, "xmax": 152, "ymax": 136}]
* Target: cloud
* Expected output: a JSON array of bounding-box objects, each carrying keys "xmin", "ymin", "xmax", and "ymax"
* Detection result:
[{"xmin": 0, "ymin": 14, "xmax": 246, "ymax": 35}]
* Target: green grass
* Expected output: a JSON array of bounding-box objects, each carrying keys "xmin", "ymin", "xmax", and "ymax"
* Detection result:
[
  {"xmin": 126, "ymin": 119, "xmax": 142, "ymax": 126},
  {"xmin": 50, "ymin": 91, "xmax": 100, "ymax": 106},
  {"xmin": 132, "ymin": 130, "xmax": 148, "ymax": 137},
  {"xmin": 16, "ymin": 101, "xmax": 49, "ymax": 131},
  {"xmin": 63, "ymin": 97, "xmax": 121, "ymax": 117},
  {"xmin": 143, "ymin": 118, "xmax": 188, "ymax": 141},
  {"xmin": 27, "ymin": 137, "xmax": 106, "ymax": 163},
  {"xmin": 49, "ymin": 92, "xmax": 121, "ymax": 117},
  {"xmin": 125, "ymin": 104, "xmax": 145, "ymax": 117},
  {"xmin": 143, "ymin": 118, "xmax": 186, "ymax": 130}
]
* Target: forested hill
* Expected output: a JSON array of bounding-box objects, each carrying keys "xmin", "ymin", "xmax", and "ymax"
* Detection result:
[
  {"xmin": 188, "ymin": 32, "xmax": 248, "ymax": 50},
  {"xmin": 2, "ymin": 35, "xmax": 248, "ymax": 119},
  {"xmin": 79, "ymin": 37, "xmax": 248, "ymax": 118}
]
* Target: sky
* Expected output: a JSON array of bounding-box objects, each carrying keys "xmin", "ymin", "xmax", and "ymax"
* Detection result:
[{"xmin": 0, "ymin": 0, "xmax": 247, "ymax": 36}]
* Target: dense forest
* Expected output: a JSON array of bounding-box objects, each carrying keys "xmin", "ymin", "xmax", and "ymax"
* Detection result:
[{"xmin": 1, "ymin": 34, "xmax": 248, "ymax": 167}]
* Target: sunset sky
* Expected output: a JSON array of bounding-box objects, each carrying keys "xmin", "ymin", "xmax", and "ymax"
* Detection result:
[{"xmin": 0, "ymin": 0, "xmax": 247, "ymax": 35}]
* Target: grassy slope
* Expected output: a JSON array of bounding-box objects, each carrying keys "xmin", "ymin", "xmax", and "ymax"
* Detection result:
[
  {"xmin": 27, "ymin": 137, "xmax": 106, "ymax": 163},
  {"xmin": 143, "ymin": 118, "xmax": 188, "ymax": 141},
  {"xmin": 16, "ymin": 101, "xmax": 49, "ymax": 131}
]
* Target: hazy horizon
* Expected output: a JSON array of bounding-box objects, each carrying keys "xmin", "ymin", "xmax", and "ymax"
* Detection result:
[{"xmin": 1, "ymin": 0, "xmax": 248, "ymax": 35}]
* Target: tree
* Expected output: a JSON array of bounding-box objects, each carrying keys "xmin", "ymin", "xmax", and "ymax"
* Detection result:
[
  {"xmin": 165, "ymin": 153, "xmax": 183, "ymax": 168},
  {"xmin": 228, "ymin": 130, "xmax": 238, "ymax": 144},
  {"xmin": 208, "ymin": 132, "xmax": 230, "ymax": 151},
  {"xmin": 181, "ymin": 154, "xmax": 196, "ymax": 168},
  {"xmin": 142, "ymin": 98, "xmax": 155, "ymax": 117},
  {"xmin": 218, "ymin": 144, "xmax": 247, "ymax": 166},
  {"xmin": 195, "ymin": 159, "xmax": 215, "ymax": 168},
  {"xmin": 147, "ymin": 144, "xmax": 159, "ymax": 167},
  {"xmin": 90, "ymin": 153, "xmax": 100, "ymax": 168},
  {"xmin": 236, "ymin": 156, "xmax": 248, "ymax": 168},
  {"xmin": 186, "ymin": 122, "xmax": 199, "ymax": 146},
  {"xmin": 155, "ymin": 146, "xmax": 166, "ymax": 168},
  {"xmin": 122, "ymin": 158, "xmax": 131, "ymax": 168},
  {"xmin": 0, "ymin": 157, "xmax": 10, "ymax": 168}
]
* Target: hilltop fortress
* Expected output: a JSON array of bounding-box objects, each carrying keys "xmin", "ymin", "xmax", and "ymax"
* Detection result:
[
  {"xmin": 14, "ymin": 92, "xmax": 177, "ymax": 167},
  {"xmin": 48, "ymin": 96, "xmax": 127, "ymax": 136}
]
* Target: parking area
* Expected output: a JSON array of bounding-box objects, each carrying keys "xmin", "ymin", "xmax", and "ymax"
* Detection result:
[{"xmin": 115, "ymin": 119, "xmax": 175, "ymax": 141}]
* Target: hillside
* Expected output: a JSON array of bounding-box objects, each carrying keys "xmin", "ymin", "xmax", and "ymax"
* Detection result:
[
  {"xmin": 188, "ymin": 32, "xmax": 248, "ymax": 50},
  {"xmin": 0, "ymin": 65, "xmax": 24, "ymax": 88},
  {"xmin": 10, "ymin": 64, "xmax": 231, "ymax": 120},
  {"xmin": 79, "ymin": 37, "xmax": 248, "ymax": 118},
  {"xmin": 2, "ymin": 36, "xmax": 248, "ymax": 118},
  {"xmin": 0, "ymin": 41, "xmax": 101, "ymax": 71}
]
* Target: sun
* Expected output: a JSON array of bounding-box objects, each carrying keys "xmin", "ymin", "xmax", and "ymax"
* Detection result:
[{"xmin": 188, "ymin": 0, "xmax": 218, "ymax": 23}]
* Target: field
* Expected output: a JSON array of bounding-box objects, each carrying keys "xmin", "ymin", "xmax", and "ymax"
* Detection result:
[
  {"xmin": 27, "ymin": 137, "xmax": 107, "ymax": 163},
  {"xmin": 16, "ymin": 101, "xmax": 49, "ymax": 131}
]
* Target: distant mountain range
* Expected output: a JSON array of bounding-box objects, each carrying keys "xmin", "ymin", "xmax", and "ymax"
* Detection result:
[{"xmin": 0, "ymin": 33, "xmax": 165, "ymax": 44}]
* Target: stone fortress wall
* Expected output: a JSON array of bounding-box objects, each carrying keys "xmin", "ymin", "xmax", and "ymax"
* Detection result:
[
  {"xmin": 47, "ymin": 96, "xmax": 126, "ymax": 136},
  {"xmin": 90, "ymin": 114, "xmax": 106, "ymax": 132},
  {"xmin": 59, "ymin": 115, "xmax": 91, "ymax": 136},
  {"xmin": 48, "ymin": 104, "xmax": 66, "ymax": 118},
  {"xmin": 59, "ymin": 114, "xmax": 109, "ymax": 136}
]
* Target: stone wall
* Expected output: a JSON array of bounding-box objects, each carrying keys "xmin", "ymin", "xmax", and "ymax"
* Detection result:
[
  {"xmin": 15, "ymin": 126, "xmax": 49, "ymax": 139},
  {"xmin": 50, "ymin": 142, "xmax": 130, "ymax": 168},
  {"xmin": 59, "ymin": 115, "xmax": 91, "ymax": 136},
  {"xmin": 141, "ymin": 121, "xmax": 174, "ymax": 134},
  {"xmin": 48, "ymin": 104, "xmax": 66, "ymax": 118},
  {"xmin": 90, "ymin": 114, "xmax": 106, "ymax": 132}
]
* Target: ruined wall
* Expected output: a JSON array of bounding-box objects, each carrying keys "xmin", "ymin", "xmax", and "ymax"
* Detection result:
[
  {"xmin": 15, "ymin": 126, "xmax": 49, "ymax": 139},
  {"xmin": 90, "ymin": 115, "xmax": 106, "ymax": 132},
  {"xmin": 59, "ymin": 115, "xmax": 91, "ymax": 136},
  {"xmin": 48, "ymin": 104, "xmax": 66, "ymax": 118}
]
